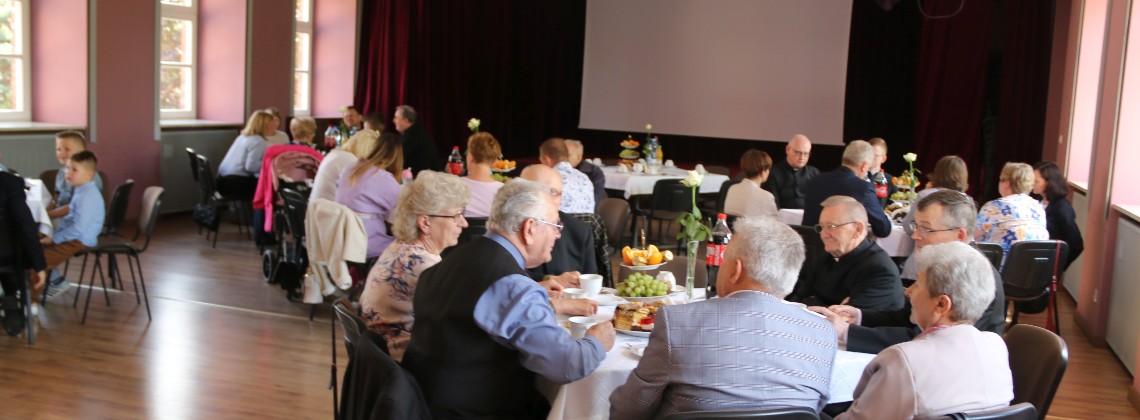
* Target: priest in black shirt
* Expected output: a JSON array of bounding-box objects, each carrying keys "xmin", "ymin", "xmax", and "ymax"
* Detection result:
[{"xmin": 762, "ymin": 134, "xmax": 819, "ymax": 209}]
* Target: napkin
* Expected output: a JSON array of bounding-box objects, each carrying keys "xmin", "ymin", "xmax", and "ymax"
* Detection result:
[{"xmin": 694, "ymin": 164, "xmax": 707, "ymax": 174}]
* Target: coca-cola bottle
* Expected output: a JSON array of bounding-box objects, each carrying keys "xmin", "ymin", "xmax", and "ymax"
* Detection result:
[
  {"xmin": 323, "ymin": 124, "xmax": 338, "ymax": 149},
  {"xmin": 706, "ymin": 213, "xmax": 731, "ymax": 298},
  {"xmin": 447, "ymin": 146, "xmax": 465, "ymax": 175},
  {"xmin": 869, "ymin": 170, "xmax": 889, "ymax": 207}
]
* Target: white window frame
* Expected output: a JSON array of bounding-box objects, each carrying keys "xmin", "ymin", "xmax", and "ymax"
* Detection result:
[
  {"xmin": 0, "ymin": 0, "xmax": 31, "ymax": 122},
  {"xmin": 293, "ymin": 0, "xmax": 314, "ymax": 116},
  {"xmin": 160, "ymin": 0, "xmax": 197, "ymax": 120}
]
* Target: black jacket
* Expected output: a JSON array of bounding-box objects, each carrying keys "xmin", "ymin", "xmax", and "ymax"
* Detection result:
[
  {"xmin": 400, "ymin": 123, "xmax": 443, "ymax": 176},
  {"xmin": 761, "ymin": 160, "xmax": 819, "ymax": 210},
  {"xmin": 795, "ymin": 237, "xmax": 904, "ymax": 312},
  {"xmin": 801, "ymin": 166, "xmax": 892, "ymax": 238},
  {"xmin": 576, "ymin": 161, "xmax": 606, "ymax": 211},
  {"xmin": 0, "ymin": 172, "xmax": 46, "ymax": 271},
  {"xmin": 528, "ymin": 211, "xmax": 598, "ymax": 280},
  {"xmin": 339, "ymin": 330, "xmax": 431, "ymax": 420},
  {"xmin": 1044, "ymin": 197, "xmax": 1084, "ymax": 270}
]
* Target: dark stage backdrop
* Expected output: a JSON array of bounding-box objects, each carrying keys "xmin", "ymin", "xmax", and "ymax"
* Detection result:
[{"xmin": 355, "ymin": 0, "xmax": 1055, "ymax": 197}]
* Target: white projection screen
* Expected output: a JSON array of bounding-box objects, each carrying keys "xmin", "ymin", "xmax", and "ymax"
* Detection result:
[{"xmin": 580, "ymin": 0, "xmax": 852, "ymax": 145}]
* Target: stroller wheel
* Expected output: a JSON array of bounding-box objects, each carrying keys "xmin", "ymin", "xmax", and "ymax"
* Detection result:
[{"xmin": 262, "ymin": 249, "xmax": 277, "ymax": 283}]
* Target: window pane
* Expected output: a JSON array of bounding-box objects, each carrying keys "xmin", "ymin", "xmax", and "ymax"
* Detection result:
[
  {"xmin": 0, "ymin": 0, "xmax": 22, "ymax": 55},
  {"xmin": 294, "ymin": 33, "xmax": 310, "ymax": 71},
  {"xmin": 160, "ymin": 66, "xmax": 192, "ymax": 112},
  {"xmin": 161, "ymin": 18, "xmax": 193, "ymax": 64},
  {"xmin": 293, "ymin": 71, "xmax": 310, "ymax": 112},
  {"xmin": 0, "ymin": 57, "xmax": 20, "ymax": 111},
  {"xmin": 161, "ymin": 0, "xmax": 192, "ymax": 6},
  {"xmin": 295, "ymin": 0, "xmax": 310, "ymax": 22}
]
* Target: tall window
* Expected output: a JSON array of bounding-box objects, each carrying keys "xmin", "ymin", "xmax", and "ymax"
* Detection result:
[
  {"xmin": 0, "ymin": 0, "xmax": 29, "ymax": 121},
  {"xmin": 160, "ymin": 0, "xmax": 196, "ymax": 119},
  {"xmin": 293, "ymin": 0, "xmax": 313, "ymax": 116}
]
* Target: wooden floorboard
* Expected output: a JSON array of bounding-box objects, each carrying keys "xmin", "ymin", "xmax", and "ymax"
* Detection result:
[{"xmin": 1, "ymin": 214, "xmax": 1136, "ymax": 418}]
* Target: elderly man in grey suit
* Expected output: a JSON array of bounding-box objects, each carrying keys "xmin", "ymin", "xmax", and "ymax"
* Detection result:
[{"xmin": 610, "ymin": 217, "xmax": 838, "ymax": 418}]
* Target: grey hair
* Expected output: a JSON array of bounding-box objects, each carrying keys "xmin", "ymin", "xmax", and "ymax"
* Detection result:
[
  {"xmin": 914, "ymin": 241, "xmax": 995, "ymax": 323},
  {"xmin": 726, "ymin": 217, "xmax": 805, "ymax": 298},
  {"xmin": 915, "ymin": 189, "xmax": 977, "ymax": 236},
  {"xmin": 396, "ymin": 105, "xmax": 418, "ymax": 123},
  {"xmin": 487, "ymin": 178, "xmax": 551, "ymax": 234},
  {"xmin": 390, "ymin": 171, "xmax": 471, "ymax": 242},
  {"xmin": 820, "ymin": 195, "xmax": 868, "ymax": 224},
  {"xmin": 841, "ymin": 140, "xmax": 875, "ymax": 167}
]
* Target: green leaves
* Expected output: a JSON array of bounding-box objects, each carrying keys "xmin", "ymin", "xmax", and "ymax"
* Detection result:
[{"xmin": 676, "ymin": 185, "xmax": 711, "ymax": 242}]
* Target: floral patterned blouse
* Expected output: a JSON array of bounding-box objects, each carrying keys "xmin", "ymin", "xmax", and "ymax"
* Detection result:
[
  {"xmin": 975, "ymin": 193, "xmax": 1049, "ymax": 255},
  {"xmin": 359, "ymin": 241, "xmax": 441, "ymax": 362}
]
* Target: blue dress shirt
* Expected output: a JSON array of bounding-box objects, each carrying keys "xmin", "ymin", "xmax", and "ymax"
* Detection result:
[
  {"xmin": 472, "ymin": 232, "xmax": 606, "ymax": 384},
  {"xmin": 55, "ymin": 166, "xmax": 104, "ymax": 207},
  {"xmin": 53, "ymin": 180, "xmax": 105, "ymax": 247}
]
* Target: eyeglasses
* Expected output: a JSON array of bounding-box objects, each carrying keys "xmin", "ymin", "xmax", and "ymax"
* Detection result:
[
  {"xmin": 790, "ymin": 149, "xmax": 811, "ymax": 157},
  {"xmin": 547, "ymin": 188, "xmax": 563, "ymax": 198},
  {"xmin": 532, "ymin": 217, "xmax": 564, "ymax": 233},
  {"xmin": 427, "ymin": 209, "xmax": 466, "ymax": 223},
  {"xmin": 813, "ymin": 221, "xmax": 859, "ymax": 233},
  {"xmin": 908, "ymin": 221, "xmax": 959, "ymax": 236}
]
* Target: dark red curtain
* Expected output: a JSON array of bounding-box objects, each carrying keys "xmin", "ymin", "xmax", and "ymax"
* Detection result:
[
  {"xmin": 993, "ymin": 0, "xmax": 1055, "ymax": 181},
  {"xmin": 911, "ymin": 0, "xmax": 994, "ymax": 196},
  {"xmin": 355, "ymin": 0, "xmax": 586, "ymax": 159}
]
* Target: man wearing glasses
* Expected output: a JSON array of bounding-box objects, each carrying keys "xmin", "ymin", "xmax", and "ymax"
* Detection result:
[
  {"xmin": 520, "ymin": 164, "xmax": 599, "ymax": 291},
  {"xmin": 792, "ymin": 195, "xmax": 903, "ymax": 312},
  {"xmin": 810, "ymin": 190, "xmax": 1005, "ymax": 354},
  {"xmin": 762, "ymin": 134, "xmax": 819, "ymax": 209},
  {"xmin": 404, "ymin": 178, "xmax": 615, "ymax": 419}
]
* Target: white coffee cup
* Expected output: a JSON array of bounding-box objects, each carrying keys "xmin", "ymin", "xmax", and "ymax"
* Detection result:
[
  {"xmin": 563, "ymin": 288, "xmax": 587, "ymax": 299},
  {"xmin": 579, "ymin": 274, "xmax": 603, "ymax": 297},
  {"xmin": 664, "ymin": 159, "xmax": 675, "ymax": 167},
  {"xmin": 646, "ymin": 165, "xmax": 661, "ymax": 175},
  {"xmin": 655, "ymin": 271, "xmax": 677, "ymax": 289},
  {"xmin": 569, "ymin": 316, "xmax": 598, "ymax": 339},
  {"xmin": 632, "ymin": 163, "xmax": 645, "ymax": 174}
]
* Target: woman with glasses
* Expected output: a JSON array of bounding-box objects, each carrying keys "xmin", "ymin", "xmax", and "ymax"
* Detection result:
[
  {"xmin": 974, "ymin": 163, "xmax": 1049, "ymax": 257},
  {"xmin": 335, "ymin": 132, "xmax": 404, "ymax": 260},
  {"xmin": 462, "ymin": 131, "xmax": 505, "ymax": 217},
  {"xmin": 359, "ymin": 170, "xmax": 470, "ymax": 361},
  {"xmin": 1033, "ymin": 161, "xmax": 1084, "ymax": 270}
]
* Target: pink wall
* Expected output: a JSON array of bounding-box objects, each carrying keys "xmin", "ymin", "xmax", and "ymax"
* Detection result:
[
  {"xmin": 30, "ymin": 0, "xmax": 87, "ymax": 124},
  {"xmin": 198, "ymin": 0, "xmax": 247, "ymax": 122},
  {"xmin": 312, "ymin": 0, "xmax": 356, "ymax": 117},
  {"xmin": 89, "ymin": 0, "xmax": 160, "ymax": 218},
  {"xmin": 246, "ymin": 0, "xmax": 293, "ymax": 117}
]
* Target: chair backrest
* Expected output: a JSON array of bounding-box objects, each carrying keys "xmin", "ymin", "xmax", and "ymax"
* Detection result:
[
  {"xmin": 333, "ymin": 297, "xmax": 367, "ymax": 357},
  {"xmin": 186, "ymin": 147, "xmax": 200, "ymax": 182},
  {"xmin": 598, "ymin": 197, "xmax": 630, "ymax": 248},
  {"xmin": 195, "ymin": 154, "xmax": 217, "ymax": 203},
  {"xmin": 975, "ymin": 242, "xmax": 1004, "ymax": 270},
  {"xmin": 650, "ymin": 179, "xmax": 692, "ymax": 213},
  {"xmin": 1004, "ymin": 324, "xmax": 1067, "ymax": 419},
  {"xmin": 716, "ymin": 178, "xmax": 743, "ymax": 214},
  {"xmin": 133, "ymin": 186, "xmax": 165, "ymax": 252},
  {"xmin": 39, "ymin": 169, "xmax": 59, "ymax": 195},
  {"xmin": 661, "ymin": 406, "xmax": 819, "ymax": 420},
  {"xmin": 103, "ymin": 179, "xmax": 135, "ymax": 236},
  {"xmin": 1001, "ymin": 240, "xmax": 1069, "ymax": 298},
  {"xmin": 929, "ymin": 402, "xmax": 1038, "ymax": 420},
  {"xmin": 458, "ymin": 217, "xmax": 488, "ymax": 245},
  {"xmin": 787, "ymin": 224, "xmax": 826, "ymax": 302},
  {"xmin": 703, "ymin": 165, "xmax": 732, "ymax": 177}
]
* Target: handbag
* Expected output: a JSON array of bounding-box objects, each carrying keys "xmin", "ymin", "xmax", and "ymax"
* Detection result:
[{"xmin": 192, "ymin": 202, "xmax": 220, "ymax": 230}]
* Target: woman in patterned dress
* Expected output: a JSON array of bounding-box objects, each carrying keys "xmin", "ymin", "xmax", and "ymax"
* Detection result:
[{"xmin": 974, "ymin": 162, "xmax": 1049, "ymax": 259}]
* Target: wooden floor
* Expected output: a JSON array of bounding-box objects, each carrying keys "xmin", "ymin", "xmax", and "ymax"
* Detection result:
[{"xmin": 1, "ymin": 214, "xmax": 1136, "ymax": 419}]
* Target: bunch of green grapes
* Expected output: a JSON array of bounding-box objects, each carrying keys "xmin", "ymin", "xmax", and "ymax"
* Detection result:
[{"xmin": 617, "ymin": 273, "xmax": 670, "ymax": 297}]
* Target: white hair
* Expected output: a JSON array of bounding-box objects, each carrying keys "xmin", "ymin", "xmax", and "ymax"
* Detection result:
[
  {"xmin": 726, "ymin": 217, "xmax": 805, "ymax": 298},
  {"xmin": 820, "ymin": 195, "xmax": 868, "ymax": 225},
  {"xmin": 842, "ymin": 140, "xmax": 875, "ymax": 167},
  {"xmin": 390, "ymin": 171, "xmax": 470, "ymax": 242},
  {"xmin": 915, "ymin": 241, "xmax": 995, "ymax": 323},
  {"xmin": 487, "ymin": 178, "xmax": 550, "ymax": 234}
]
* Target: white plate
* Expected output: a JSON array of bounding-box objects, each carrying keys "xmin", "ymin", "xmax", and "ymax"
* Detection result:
[
  {"xmin": 491, "ymin": 167, "xmax": 516, "ymax": 173},
  {"xmin": 620, "ymin": 262, "xmax": 666, "ymax": 271},
  {"xmin": 589, "ymin": 294, "xmax": 627, "ymax": 306},
  {"xmin": 600, "ymin": 287, "xmax": 617, "ymax": 295},
  {"xmin": 615, "ymin": 285, "xmax": 687, "ymax": 303},
  {"xmin": 617, "ymin": 329, "xmax": 651, "ymax": 338},
  {"xmin": 627, "ymin": 343, "xmax": 648, "ymax": 357}
]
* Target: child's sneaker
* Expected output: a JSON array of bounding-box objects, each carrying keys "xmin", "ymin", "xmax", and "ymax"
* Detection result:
[{"xmin": 45, "ymin": 280, "xmax": 70, "ymax": 299}]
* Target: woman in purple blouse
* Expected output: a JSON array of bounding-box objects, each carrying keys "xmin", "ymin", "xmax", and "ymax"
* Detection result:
[{"xmin": 335, "ymin": 133, "xmax": 404, "ymax": 259}]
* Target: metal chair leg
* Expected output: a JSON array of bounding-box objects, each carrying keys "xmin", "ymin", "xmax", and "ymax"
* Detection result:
[
  {"xmin": 81, "ymin": 256, "xmax": 100, "ymax": 325},
  {"xmin": 72, "ymin": 253, "xmax": 91, "ymax": 308},
  {"xmin": 120, "ymin": 254, "xmax": 139, "ymax": 305},
  {"xmin": 22, "ymin": 272, "xmax": 34, "ymax": 345},
  {"xmin": 129, "ymin": 253, "xmax": 152, "ymax": 321}
]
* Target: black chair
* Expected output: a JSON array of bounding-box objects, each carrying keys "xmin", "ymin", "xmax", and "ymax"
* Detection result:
[
  {"xmin": 975, "ymin": 242, "xmax": 1004, "ymax": 269},
  {"xmin": 38, "ymin": 169, "xmax": 58, "ymax": 195},
  {"xmin": 339, "ymin": 329, "xmax": 430, "ymax": 420},
  {"xmin": 598, "ymin": 197, "xmax": 631, "ymax": 249},
  {"xmin": 102, "ymin": 179, "xmax": 134, "ymax": 237},
  {"xmin": 74, "ymin": 186, "xmax": 164, "ymax": 324},
  {"xmin": 457, "ymin": 217, "xmax": 488, "ymax": 245},
  {"xmin": 186, "ymin": 147, "xmax": 200, "ymax": 183},
  {"xmin": 787, "ymin": 224, "xmax": 827, "ymax": 303},
  {"xmin": 931, "ymin": 402, "xmax": 1037, "ymax": 420},
  {"xmin": 195, "ymin": 154, "xmax": 250, "ymax": 247},
  {"xmin": 715, "ymin": 178, "xmax": 743, "ymax": 214},
  {"xmin": 638, "ymin": 179, "xmax": 691, "ymax": 249},
  {"xmin": 661, "ymin": 406, "xmax": 819, "ymax": 419},
  {"xmin": 1001, "ymin": 240, "xmax": 1068, "ymax": 333},
  {"xmin": 703, "ymin": 165, "xmax": 732, "ymax": 177},
  {"xmin": 1005, "ymin": 325, "xmax": 1068, "ymax": 419}
]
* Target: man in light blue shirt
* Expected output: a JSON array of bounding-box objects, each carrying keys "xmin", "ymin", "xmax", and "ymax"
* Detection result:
[
  {"xmin": 404, "ymin": 179, "xmax": 615, "ymax": 418},
  {"xmin": 40, "ymin": 150, "xmax": 105, "ymax": 299}
]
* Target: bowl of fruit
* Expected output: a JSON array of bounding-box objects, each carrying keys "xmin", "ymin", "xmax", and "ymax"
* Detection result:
[
  {"xmin": 492, "ymin": 159, "xmax": 517, "ymax": 173},
  {"xmin": 620, "ymin": 136, "xmax": 640, "ymax": 149},
  {"xmin": 620, "ymin": 245, "xmax": 672, "ymax": 270},
  {"xmin": 616, "ymin": 272, "xmax": 685, "ymax": 303}
]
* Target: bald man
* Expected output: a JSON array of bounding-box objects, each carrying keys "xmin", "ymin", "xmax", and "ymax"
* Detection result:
[
  {"xmin": 762, "ymin": 134, "xmax": 819, "ymax": 209},
  {"xmin": 520, "ymin": 164, "xmax": 599, "ymax": 286}
]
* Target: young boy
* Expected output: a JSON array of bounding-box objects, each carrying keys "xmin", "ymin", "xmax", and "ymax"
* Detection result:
[
  {"xmin": 39, "ymin": 151, "xmax": 105, "ymax": 299},
  {"xmin": 48, "ymin": 131, "xmax": 103, "ymax": 219}
]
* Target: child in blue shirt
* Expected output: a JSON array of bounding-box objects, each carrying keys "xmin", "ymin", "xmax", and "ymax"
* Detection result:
[
  {"xmin": 48, "ymin": 131, "xmax": 103, "ymax": 219},
  {"xmin": 39, "ymin": 150, "xmax": 105, "ymax": 299}
]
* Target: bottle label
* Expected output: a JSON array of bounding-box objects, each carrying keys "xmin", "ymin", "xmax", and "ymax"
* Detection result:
[
  {"xmin": 706, "ymin": 243, "xmax": 726, "ymax": 266},
  {"xmin": 447, "ymin": 162, "xmax": 463, "ymax": 175},
  {"xmin": 875, "ymin": 183, "xmax": 888, "ymax": 198}
]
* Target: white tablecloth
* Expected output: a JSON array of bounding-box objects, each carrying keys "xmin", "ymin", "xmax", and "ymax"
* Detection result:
[
  {"xmin": 25, "ymin": 178, "xmax": 52, "ymax": 236},
  {"xmin": 602, "ymin": 166, "xmax": 730, "ymax": 199},
  {"xmin": 777, "ymin": 209, "xmax": 914, "ymax": 257},
  {"xmin": 538, "ymin": 294, "xmax": 875, "ymax": 420}
]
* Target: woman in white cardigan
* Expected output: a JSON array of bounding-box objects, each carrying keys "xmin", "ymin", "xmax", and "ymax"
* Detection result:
[{"xmin": 838, "ymin": 241, "xmax": 1013, "ymax": 419}]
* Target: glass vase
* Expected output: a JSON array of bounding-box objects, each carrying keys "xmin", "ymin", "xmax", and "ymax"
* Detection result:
[{"xmin": 686, "ymin": 239, "xmax": 699, "ymax": 300}]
